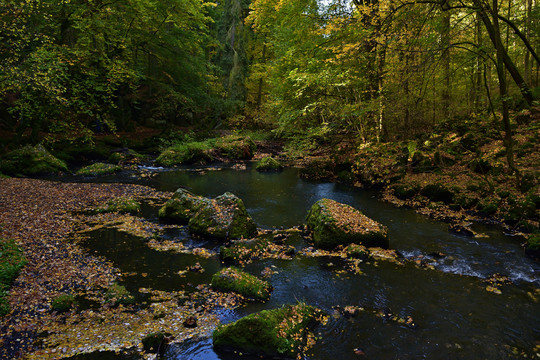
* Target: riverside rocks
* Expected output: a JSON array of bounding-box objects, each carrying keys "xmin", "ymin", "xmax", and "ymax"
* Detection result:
[
  {"xmin": 306, "ymin": 199, "xmax": 389, "ymax": 249},
  {"xmin": 159, "ymin": 189, "xmax": 257, "ymax": 240}
]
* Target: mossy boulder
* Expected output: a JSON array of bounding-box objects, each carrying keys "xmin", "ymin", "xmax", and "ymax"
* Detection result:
[
  {"xmin": 155, "ymin": 141, "xmax": 214, "ymax": 166},
  {"xmin": 420, "ymin": 183, "xmax": 454, "ymax": 204},
  {"xmin": 306, "ymin": 199, "xmax": 389, "ymax": 249},
  {"xmin": 158, "ymin": 188, "xmax": 206, "ymax": 223},
  {"xmin": 211, "ymin": 267, "xmax": 272, "ymax": 301},
  {"xmin": 76, "ymin": 162, "xmax": 121, "ymax": 176},
  {"xmin": 189, "ymin": 192, "xmax": 257, "ymax": 239},
  {"xmin": 51, "ymin": 294, "xmax": 77, "ymax": 312},
  {"xmin": 525, "ymin": 234, "xmax": 540, "ymax": 260},
  {"xmin": 255, "ymin": 157, "xmax": 283, "ymax": 172},
  {"xmin": 213, "ymin": 303, "xmax": 324, "ymax": 358},
  {"xmin": 104, "ymin": 283, "xmax": 135, "ymax": 306},
  {"xmin": 0, "ymin": 144, "xmax": 67, "ymax": 176},
  {"xmin": 95, "ymin": 197, "xmax": 140, "ymax": 214},
  {"xmin": 215, "ymin": 135, "xmax": 256, "ymax": 160}
]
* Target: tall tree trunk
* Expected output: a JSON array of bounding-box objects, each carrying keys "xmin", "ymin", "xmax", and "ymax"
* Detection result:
[
  {"xmin": 474, "ymin": 12, "xmax": 483, "ymax": 112},
  {"xmin": 256, "ymin": 42, "xmax": 266, "ymax": 110},
  {"xmin": 473, "ymin": 0, "xmax": 535, "ymax": 106},
  {"xmin": 491, "ymin": 0, "xmax": 519, "ymax": 181},
  {"xmin": 524, "ymin": 0, "xmax": 532, "ymax": 84},
  {"xmin": 442, "ymin": 9, "xmax": 451, "ymax": 119}
]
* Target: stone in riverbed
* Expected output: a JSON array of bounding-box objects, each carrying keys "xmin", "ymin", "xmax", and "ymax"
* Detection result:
[
  {"xmin": 306, "ymin": 198, "xmax": 388, "ymax": 249},
  {"xmin": 212, "ymin": 303, "xmax": 323, "ymax": 358},
  {"xmin": 189, "ymin": 192, "xmax": 257, "ymax": 239},
  {"xmin": 158, "ymin": 188, "xmax": 205, "ymax": 223}
]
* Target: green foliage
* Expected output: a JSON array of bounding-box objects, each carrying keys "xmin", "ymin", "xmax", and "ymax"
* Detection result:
[
  {"xmin": 0, "ymin": 238, "xmax": 26, "ymax": 316},
  {"xmin": 104, "ymin": 283, "xmax": 135, "ymax": 306},
  {"xmin": 211, "ymin": 267, "xmax": 272, "ymax": 300},
  {"xmin": 213, "ymin": 303, "xmax": 323, "ymax": 357},
  {"xmin": 255, "ymin": 157, "xmax": 283, "ymax": 172},
  {"xmin": 76, "ymin": 162, "xmax": 121, "ymax": 176},
  {"xmin": 0, "ymin": 145, "xmax": 68, "ymax": 176},
  {"xmin": 527, "ymin": 234, "xmax": 540, "ymax": 251},
  {"xmin": 51, "ymin": 294, "xmax": 77, "ymax": 312}
]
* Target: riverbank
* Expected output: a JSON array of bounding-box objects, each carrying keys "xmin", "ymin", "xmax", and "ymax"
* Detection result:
[{"xmin": 0, "ymin": 179, "xmax": 166, "ymax": 358}]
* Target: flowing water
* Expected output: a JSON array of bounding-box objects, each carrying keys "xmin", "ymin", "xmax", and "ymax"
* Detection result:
[{"xmin": 74, "ymin": 165, "xmax": 539, "ymax": 359}]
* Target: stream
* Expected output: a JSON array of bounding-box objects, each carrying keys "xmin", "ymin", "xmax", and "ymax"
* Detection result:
[{"xmin": 71, "ymin": 165, "xmax": 539, "ymax": 359}]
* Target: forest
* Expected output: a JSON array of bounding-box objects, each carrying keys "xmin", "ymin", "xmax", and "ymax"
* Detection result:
[{"xmin": 0, "ymin": 0, "xmax": 539, "ymax": 359}]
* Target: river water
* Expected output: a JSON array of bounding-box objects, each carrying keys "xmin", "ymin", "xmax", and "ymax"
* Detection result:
[{"xmin": 75, "ymin": 165, "xmax": 540, "ymax": 359}]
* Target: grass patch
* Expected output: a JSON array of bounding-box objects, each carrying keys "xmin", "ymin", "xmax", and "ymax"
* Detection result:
[
  {"xmin": 76, "ymin": 162, "xmax": 121, "ymax": 176},
  {"xmin": 211, "ymin": 267, "xmax": 272, "ymax": 301},
  {"xmin": 0, "ymin": 238, "xmax": 26, "ymax": 316}
]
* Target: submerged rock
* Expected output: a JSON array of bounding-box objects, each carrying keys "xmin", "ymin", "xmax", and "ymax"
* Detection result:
[
  {"xmin": 213, "ymin": 303, "xmax": 324, "ymax": 358},
  {"xmin": 306, "ymin": 198, "xmax": 389, "ymax": 249},
  {"xmin": 189, "ymin": 192, "xmax": 257, "ymax": 239},
  {"xmin": 211, "ymin": 267, "xmax": 272, "ymax": 301}
]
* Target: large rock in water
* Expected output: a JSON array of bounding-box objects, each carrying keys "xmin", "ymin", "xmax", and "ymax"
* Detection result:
[
  {"xmin": 306, "ymin": 198, "xmax": 388, "ymax": 249},
  {"xmin": 158, "ymin": 188, "xmax": 205, "ymax": 223},
  {"xmin": 213, "ymin": 303, "xmax": 323, "ymax": 358},
  {"xmin": 189, "ymin": 192, "xmax": 257, "ymax": 239}
]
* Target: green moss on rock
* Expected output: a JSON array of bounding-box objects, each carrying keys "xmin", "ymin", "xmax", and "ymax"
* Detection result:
[
  {"xmin": 211, "ymin": 267, "xmax": 272, "ymax": 301},
  {"xmin": 51, "ymin": 294, "xmax": 77, "ymax": 312},
  {"xmin": 306, "ymin": 199, "xmax": 389, "ymax": 249},
  {"xmin": 155, "ymin": 141, "xmax": 214, "ymax": 166},
  {"xmin": 104, "ymin": 283, "xmax": 135, "ymax": 306},
  {"xmin": 255, "ymin": 157, "xmax": 283, "ymax": 172},
  {"xmin": 158, "ymin": 188, "xmax": 205, "ymax": 222},
  {"xmin": 76, "ymin": 162, "xmax": 121, "ymax": 176},
  {"xmin": 215, "ymin": 135, "xmax": 256, "ymax": 160},
  {"xmin": 189, "ymin": 192, "xmax": 257, "ymax": 239},
  {"xmin": 0, "ymin": 145, "xmax": 67, "ymax": 176},
  {"xmin": 96, "ymin": 197, "xmax": 141, "ymax": 214},
  {"xmin": 213, "ymin": 303, "xmax": 324, "ymax": 358}
]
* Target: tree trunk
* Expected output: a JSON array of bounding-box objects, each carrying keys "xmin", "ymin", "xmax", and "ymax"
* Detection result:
[
  {"xmin": 442, "ymin": 9, "xmax": 451, "ymax": 119},
  {"xmin": 473, "ymin": 0, "xmax": 535, "ymax": 106},
  {"xmin": 524, "ymin": 0, "xmax": 532, "ymax": 84},
  {"xmin": 256, "ymin": 42, "xmax": 266, "ymax": 110},
  {"xmin": 491, "ymin": 0, "xmax": 519, "ymax": 181}
]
